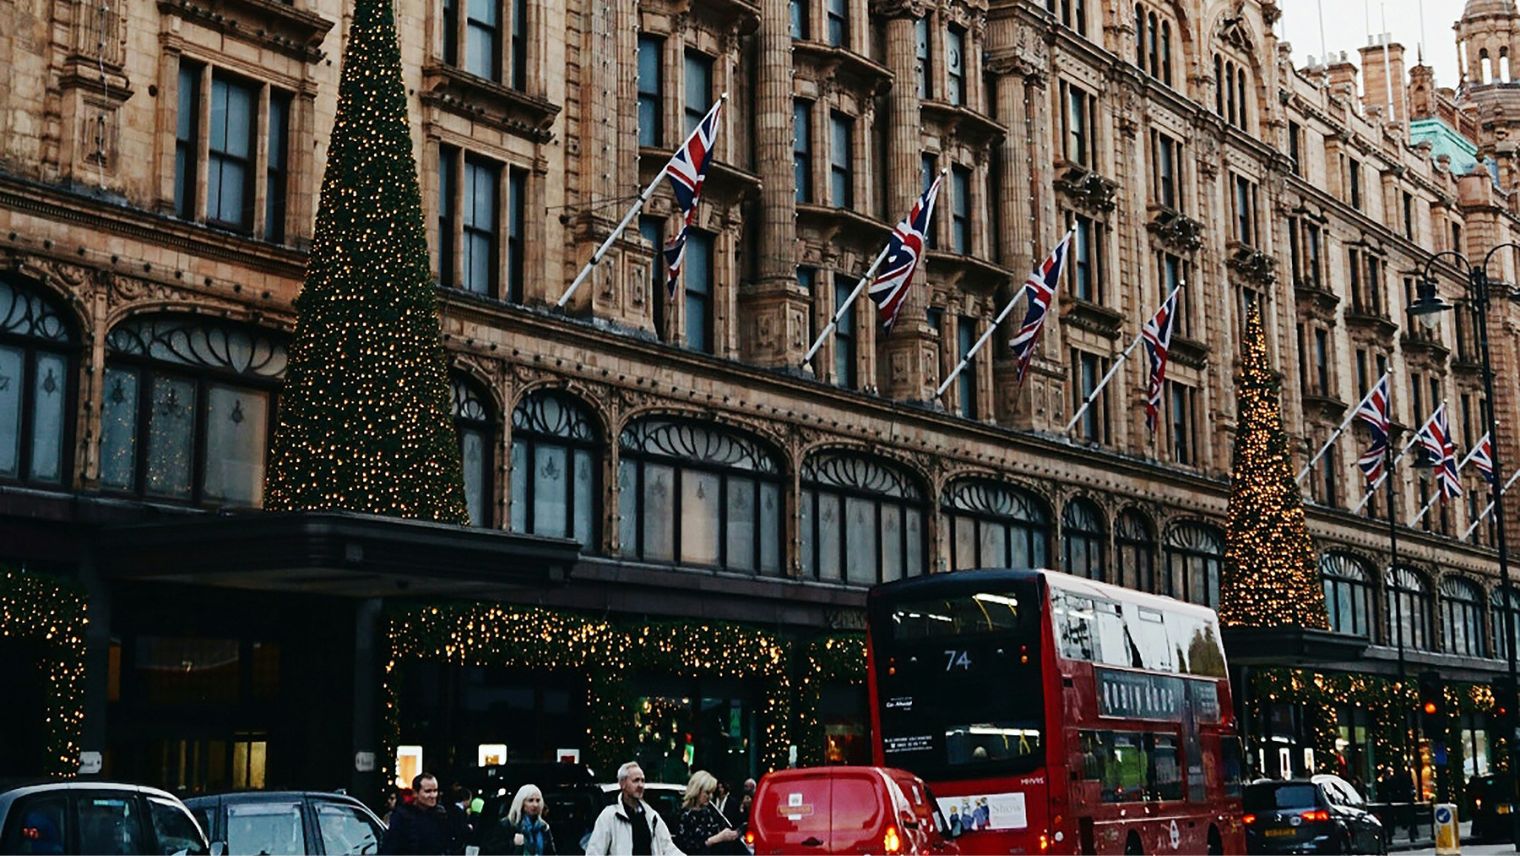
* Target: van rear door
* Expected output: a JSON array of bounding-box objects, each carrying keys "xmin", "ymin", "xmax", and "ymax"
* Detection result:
[
  {"xmin": 755, "ymin": 773, "xmax": 833, "ymax": 853},
  {"xmin": 826, "ymin": 771, "xmax": 888, "ymax": 855}
]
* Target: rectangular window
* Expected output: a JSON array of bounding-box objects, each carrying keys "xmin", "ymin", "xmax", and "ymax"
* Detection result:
[
  {"xmin": 465, "ymin": 0, "xmax": 502, "ymax": 81},
  {"xmin": 637, "ymin": 36, "xmax": 663, "ymax": 147},
  {"xmin": 830, "ymin": 111, "xmax": 854, "ymax": 208},
  {"xmin": 207, "ymin": 73, "xmax": 258, "ymax": 230},
  {"xmin": 684, "ymin": 50, "xmax": 714, "ymax": 136},
  {"xmin": 685, "ymin": 229, "xmax": 715, "ymax": 353},
  {"xmin": 834, "ymin": 275, "xmax": 856, "ymax": 388},
  {"xmin": 1060, "ymin": 81, "xmax": 1095, "ymax": 166},
  {"xmin": 794, "ymin": 101, "xmax": 813, "ymax": 203},
  {"xmin": 1151, "ymin": 130, "xmax": 1180, "ymax": 210},
  {"xmin": 506, "ymin": 166, "xmax": 527, "ymax": 303},
  {"xmin": 1168, "ymin": 381, "xmax": 1196, "ymax": 465},
  {"xmin": 915, "ymin": 17, "xmax": 931, "ymax": 99},
  {"xmin": 946, "ymin": 25, "xmax": 966, "ymax": 105},
  {"xmin": 826, "ymin": 0, "xmax": 848, "ymax": 46},
  {"xmin": 1074, "ymin": 350, "xmax": 1109, "ymax": 444},
  {"xmin": 797, "ymin": 266, "xmax": 816, "ymax": 291},
  {"xmin": 1072, "ymin": 215, "xmax": 1102, "ymax": 303},
  {"xmin": 1232, "ymin": 174, "xmax": 1257, "ymax": 246},
  {"xmin": 1159, "ymin": 252, "xmax": 1187, "ymax": 337},
  {"xmin": 1403, "ymin": 191, "xmax": 1415, "ymax": 239},
  {"xmin": 265, "ymin": 90, "xmax": 290, "ymax": 242},
  {"xmin": 438, "ymin": 145, "xmax": 457, "ymax": 287},
  {"xmin": 638, "ymin": 216, "xmax": 667, "ymax": 338},
  {"xmin": 1366, "ymin": 255, "xmax": 1382, "ymax": 315},
  {"xmin": 1348, "ymin": 159, "xmax": 1362, "ymax": 210},
  {"xmin": 957, "ymin": 316, "xmax": 977, "ymax": 418},
  {"xmin": 1304, "ymin": 221, "xmax": 1321, "ymax": 287},
  {"xmin": 1314, "ymin": 327, "xmax": 1329, "ymax": 395},
  {"xmin": 442, "ymin": 0, "xmax": 459, "ymax": 65},
  {"xmin": 921, "ymin": 154, "xmax": 939, "ymax": 248},
  {"xmin": 174, "ymin": 61, "xmax": 201, "ymax": 220},
  {"xmin": 1287, "ymin": 120, "xmax": 1302, "ymax": 176},
  {"xmin": 510, "ymin": 0, "xmax": 528, "ymax": 89},
  {"xmin": 951, "ymin": 165, "xmax": 972, "ymax": 253},
  {"xmin": 1452, "ymin": 221, "xmax": 1463, "ymax": 253},
  {"xmin": 462, "ymin": 156, "xmax": 500, "ymax": 297},
  {"xmin": 790, "ymin": 0, "xmax": 809, "ymax": 39}
]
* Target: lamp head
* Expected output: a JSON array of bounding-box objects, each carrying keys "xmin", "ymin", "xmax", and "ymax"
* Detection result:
[{"xmin": 1408, "ymin": 276, "xmax": 1451, "ymax": 331}]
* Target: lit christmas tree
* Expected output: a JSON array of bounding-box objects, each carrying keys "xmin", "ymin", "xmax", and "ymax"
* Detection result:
[
  {"xmin": 265, "ymin": 0, "xmax": 468, "ymax": 523},
  {"xmin": 1219, "ymin": 305, "xmax": 1327, "ymax": 629}
]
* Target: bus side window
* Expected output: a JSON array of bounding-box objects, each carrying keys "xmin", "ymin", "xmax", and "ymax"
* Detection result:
[
  {"xmin": 1056, "ymin": 592, "xmax": 1098, "ymax": 662},
  {"xmin": 1148, "ymin": 733, "xmax": 1184, "ymax": 801},
  {"xmin": 1220, "ymin": 736, "xmax": 1244, "ymax": 797},
  {"xmin": 1127, "ymin": 608, "xmax": 1174, "ymax": 673}
]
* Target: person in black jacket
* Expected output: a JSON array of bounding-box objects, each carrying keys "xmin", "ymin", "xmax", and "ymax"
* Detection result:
[
  {"xmin": 674, "ymin": 770, "xmax": 742, "ymax": 855},
  {"xmin": 482, "ymin": 784, "xmax": 557, "ymax": 855},
  {"xmin": 380, "ymin": 774, "xmax": 458, "ymax": 855}
]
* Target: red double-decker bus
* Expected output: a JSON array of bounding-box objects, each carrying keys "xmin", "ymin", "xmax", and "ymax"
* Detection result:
[{"xmin": 867, "ymin": 568, "xmax": 1245, "ymax": 855}]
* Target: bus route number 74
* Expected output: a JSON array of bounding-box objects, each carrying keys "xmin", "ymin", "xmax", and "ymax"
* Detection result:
[{"xmin": 944, "ymin": 649, "xmax": 972, "ymax": 671}]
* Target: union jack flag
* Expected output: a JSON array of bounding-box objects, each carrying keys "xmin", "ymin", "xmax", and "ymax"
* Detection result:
[
  {"xmin": 868, "ymin": 173, "xmax": 944, "ymax": 332},
  {"xmin": 1467, "ymin": 432, "xmax": 1495, "ymax": 486},
  {"xmin": 1414, "ymin": 403, "xmax": 1462, "ymax": 500},
  {"xmin": 661, "ymin": 97, "xmax": 724, "ymax": 297},
  {"xmin": 1354, "ymin": 376, "xmax": 1391, "ymax": 485},
  {"xmin": 1010, "ymin": 230, "xmax": 1074, "ymax": 386},
  {"xmin": 1141, "ymin": 287, "xmax": 1181, "ymax": 433}
]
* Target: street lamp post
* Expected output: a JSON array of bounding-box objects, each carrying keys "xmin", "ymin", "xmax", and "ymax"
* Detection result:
[{"xmin": 1409, "ymin": 245, "xmax": 1520, "ymax": 845}]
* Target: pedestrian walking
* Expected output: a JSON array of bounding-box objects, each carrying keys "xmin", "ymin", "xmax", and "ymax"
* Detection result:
[
  {"xmin": 673, "ymin": 771, "xmax": 743, "ymax": 855},
  {"xmin": 584, "ymin": 762, "xmax": 684, "ymax": 855},
  {"xmin": 449, "ymin": 784, "xmax": 478, "ymax": 848},
  {"xmin": 482, "ymin": 784, "xmax": 557, "ymax": 856},
  {"xmin": 380, "ymin": 773, "xmax": 459, "ymax": 855}
]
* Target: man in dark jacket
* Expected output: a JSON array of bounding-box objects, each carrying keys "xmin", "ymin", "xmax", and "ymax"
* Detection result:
[{"xmin": 381, "ymin": 773, "xmax": 458, "ymax": 854}]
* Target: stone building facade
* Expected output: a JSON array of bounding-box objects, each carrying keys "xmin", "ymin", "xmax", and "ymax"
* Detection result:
[{"xmin": 3, "ymin": 0, "xmax": 1520, "ymax": 799}]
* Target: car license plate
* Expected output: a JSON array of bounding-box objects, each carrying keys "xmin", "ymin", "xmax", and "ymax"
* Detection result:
[
  {"xmin": 1265, "ymin": 829, "xmax": 1295, "ymax": 838},
  {"xmin": 1501, "ymin": 804, "xmax": 1512, "ymax": 815}
]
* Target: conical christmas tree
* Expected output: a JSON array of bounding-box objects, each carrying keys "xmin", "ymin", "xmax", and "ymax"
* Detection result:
[
  {"xmin": 1219, "ymin": 305, "xmax": 1327, "ymax": 629},
  {"xmin": 265, "ymin": 0, "xmax": 467, "ymax": 523}
]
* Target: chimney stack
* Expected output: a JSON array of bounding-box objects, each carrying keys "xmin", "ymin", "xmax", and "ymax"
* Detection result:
[
  {"xmin": 1359, "ymin": 38, "xmax": 1408, "ymax": 126},
  {"xmin": 1327, "ymin": 52, "xmax": 1359, "ymax": 104}
]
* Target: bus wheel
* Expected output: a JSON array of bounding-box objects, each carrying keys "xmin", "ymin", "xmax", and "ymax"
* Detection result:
[
  {"xmin": 1206, "ymin": 828, "xmax": 1223, "ymax": 855},
  {"xmin": 1124, "ymin": 832, "xmax": 1143, "ymax": 855}
]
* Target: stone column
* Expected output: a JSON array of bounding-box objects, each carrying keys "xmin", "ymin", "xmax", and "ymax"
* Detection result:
[
  {"xmin": 739, "ymin": 0, "xmax": 810, "ymax": 369},
  {"xmin": 876, "ymin": 1, "xmax": 938, "ymax": 403}
]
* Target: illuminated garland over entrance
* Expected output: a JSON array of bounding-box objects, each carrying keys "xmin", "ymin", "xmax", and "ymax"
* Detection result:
[{"xmin": 0, "ymin": 567, "xmax": 87, "ymax": 776}]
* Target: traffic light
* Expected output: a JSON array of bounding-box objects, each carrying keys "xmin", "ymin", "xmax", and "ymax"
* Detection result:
[
  {"xmin": 1419, "ymin": 671, "xmax": 1448, "ymax": 740},
  {"xmin": 1495, "ymin": 675, "xmax": 1518, "ymax": 742}
]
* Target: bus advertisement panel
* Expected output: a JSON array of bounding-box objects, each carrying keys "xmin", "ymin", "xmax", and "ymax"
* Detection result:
[{"xmin": 867, "ymin": 568, "xmax": 1245, "ymax": 855}]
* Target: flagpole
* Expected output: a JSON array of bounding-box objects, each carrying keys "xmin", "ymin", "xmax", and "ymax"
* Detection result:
[
  {"xmin": 1296, "ymin": 370, "xmax": 1391, "ymax": 483},
  {"xmin": 1409, "ymin": 441, "xmax": 1481, "ymax": 526},
  {"xmin": 801, "ymin": 241, "xmax": 894, "ymax": 369},
  {"xmin": 1062, "ymin": 285, "xmax": 1182, "ymax": 434},
  {"xmin": 1464, "ymin": 468, "xmax": 1520, "ymax": 540},
  {"xmin": 555, "ymin": 94, "xmax": 727, "ymax": 308},
  {"xmin": 936, "ymin": 225, "xmax": 1077, "ymax": 398}
]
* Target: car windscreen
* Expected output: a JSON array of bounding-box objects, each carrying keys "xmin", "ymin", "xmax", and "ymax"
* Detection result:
[
  {"xmin": 870, "ymin": 582, "xmax": 1045, "ymax": 779},
  {"xmin": 1244, "ymin": 784, "xmax": 1321, "ymax": 811}
]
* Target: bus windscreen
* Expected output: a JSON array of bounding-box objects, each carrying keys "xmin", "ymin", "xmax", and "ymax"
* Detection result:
[{"xmin": 872, "ymin": 585, "xmax": 1045, "ymax": 779}]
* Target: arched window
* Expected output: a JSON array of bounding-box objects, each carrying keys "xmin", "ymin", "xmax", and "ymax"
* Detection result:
[
  {"xmin": 1115, "ymin": 509, "xmax": 1156, "ymax": 592},
  {"xmin": 1164, "ymin": 522, "xmax": 1223, "ymax": 608},
  {"xmin": 803, "ymin": 450, "xmax": 925, "ymax": 584},
  {"xmin": 452, "ymin": 377, "xmax": 495, "ymax": 527},
  {"xmin": 619, "ymin": 418, "xmax": 781, "ymax": 573},
  {"xmin": 1441, "ymin": 576, "xmax": 1486, "ymax": 657},
  {"xmin": 1494, "ymin": 587, "xmax": 1520, "ymax": 662},
  {"xmin": 0, "ymin": 274, "xmax": 74, "ymax": 487},
  {"xmin": 1481, "ymin": 48, "xmax": 1492, "ymax": 85},
  {"xmin": 1386, "ymin": 567, "xmax": 1434, "ymax": 652},
  {"xmin": 1061, "ymin": 498, "xmax": 1105, "ymax": 581},
  {"xmin": 1320, "ymin": 553, "xmax": 1373, "ymax": 638},
  {"xmin": 99, "ymin": 314, "xmax": 285, "ymax": 506},
  {"xmin": 941, "ymin": 478, "xmax": 1050, "ymax": 571},
  {"xmin": 512, "ymin": 389, "xmax": 599, "ymax": 545}
]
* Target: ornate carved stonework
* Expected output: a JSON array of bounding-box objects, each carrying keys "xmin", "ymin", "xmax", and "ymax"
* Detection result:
[
  {"xmin": 1054, "ymin": 166, "xmax": 1118, "ymax": 214},
  {"xmin": 1147, "ymin": 208, "xmax": 1204, "ymax": 254},
  {"xmin": 1227, "ymin": 246, "xmax": 1278, "ymax": 288}
]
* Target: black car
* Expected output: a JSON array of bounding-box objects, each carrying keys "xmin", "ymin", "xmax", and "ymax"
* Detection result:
[
  {"xmin": 1244, "ymin": 776, "xmax": 1385, "ymax": 855},
  {"xmin": 183, "ymin": 791, "xmax": 385, "ymax": 855},
  {"xmin": 1468, "ymin": 773, "xmax": 1516, "ymax": 842},
  {"xmin": 466, "ymin": 763, "xmax": 603, "ymax": 855}
]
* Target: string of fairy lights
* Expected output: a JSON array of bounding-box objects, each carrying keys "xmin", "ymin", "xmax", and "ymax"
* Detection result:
[
  {"xmin": 264, "ymin": 0, "xmax": 468, "ymax": 524},
  {"xmin": 1219, "ymin": 306, "xmax": 1328, "ymax": 629},
  {"xmin": 0, "ymin": 567, "xmax": 88, "ymax": 776},
  {"xmin": 382, "ymin": 603, "xmax": 866, "ymax": 776}
]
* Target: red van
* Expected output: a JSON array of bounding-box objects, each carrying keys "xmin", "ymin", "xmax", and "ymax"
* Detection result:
[{"xmin": 746, "ymin": 766, "xmax": 962, "ymax": 855}]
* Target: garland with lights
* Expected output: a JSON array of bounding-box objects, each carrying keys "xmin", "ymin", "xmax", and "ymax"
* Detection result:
[
  {"xmin": 1220, "ymin": 306, "xmax": 1328, "ymax": 629},
  {"xmin": 795, "ymin": 636, "xmax": 867, "ymax": 767},
  {"xmin": 0, "ymin": 567, "xmax": 87, "ymax": 776},
  {"xmin": 384, "ymin": 604, "xmax": 804, "ymax": 778},
  {"xmin": 265, "ymin": 0, "xmax": 467, "ymax": 522}
]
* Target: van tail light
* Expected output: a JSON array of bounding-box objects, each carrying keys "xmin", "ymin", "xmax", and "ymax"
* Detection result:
[
  {"xmin": 1300, "ymin": 809, "xmax": 1331, "ymax": 822},
  {"xmin": 744, "ymin": 831, "xmax": 754, "ymax": 848},
  {"xmin": 1242, "ymin": 814, "xmax": 1257, "ymax": 825},
  {"xmin": 1038, "ymin": 832, "xmax": 1050, "ymax": 851},
  {"xmin": 883, "ymin": 825, "xmax": 902, "ymax": 854}
]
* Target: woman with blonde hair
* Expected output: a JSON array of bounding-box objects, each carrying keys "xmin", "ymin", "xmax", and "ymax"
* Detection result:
[
  {"xmin": 482, "ymin": 784, "xmax": 556, "ymax": 855},
  {"xmin": 674, "ymin": 770, "xmax": 742, "ymax": 855}
]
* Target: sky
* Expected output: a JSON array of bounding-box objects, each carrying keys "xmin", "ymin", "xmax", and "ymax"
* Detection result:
[{"xmin": 1276, "ymin": 0, "xmax": 1462, "ymax": 92}]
